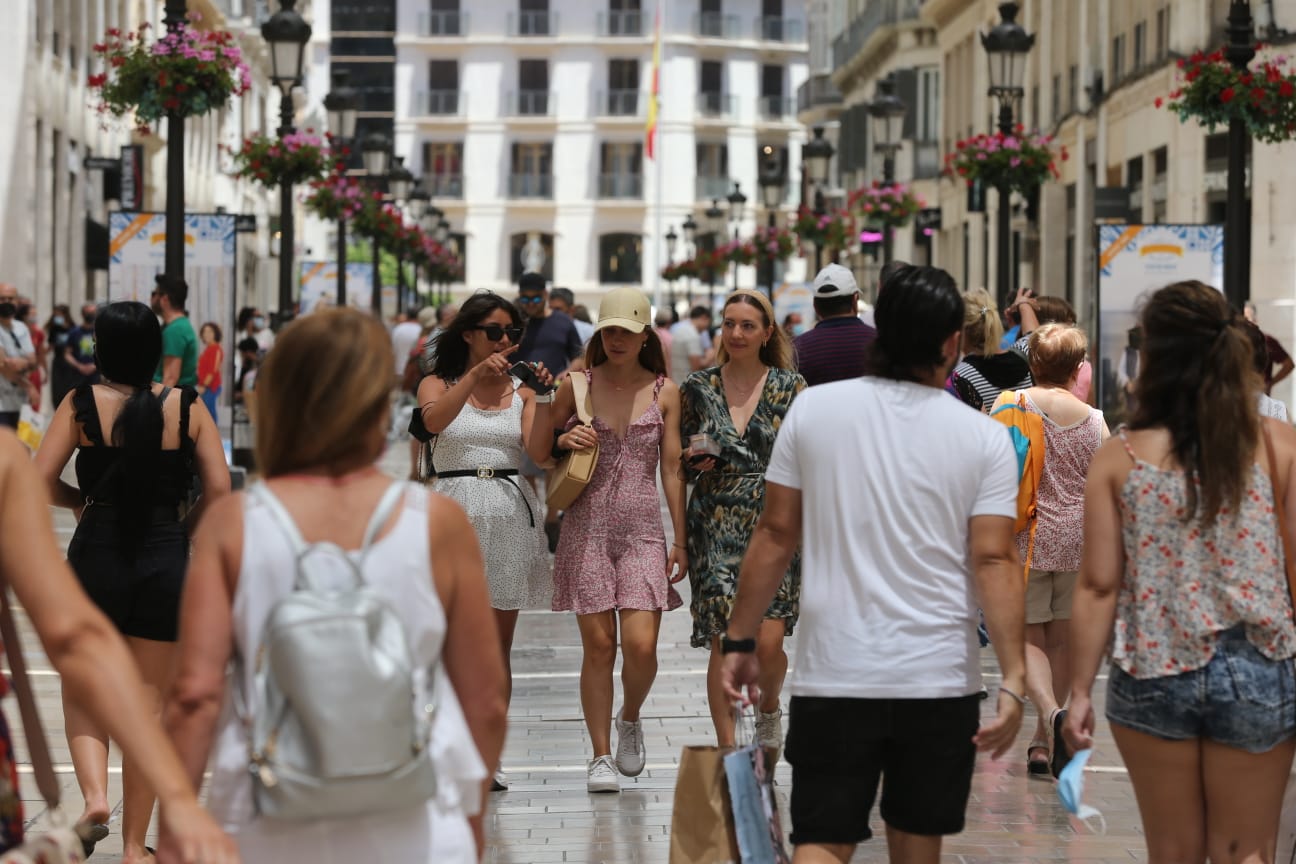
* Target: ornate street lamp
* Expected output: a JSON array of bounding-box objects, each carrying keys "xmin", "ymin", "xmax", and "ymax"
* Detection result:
[
  {"xmin": 868, "ymin": 73, "xmax": 907, "ymax": 264},
  {"xmin": 759, "ymin": 148, "xmax": 785, "ymax": 300},
  {"xmin": 324, "ymin": 70, "xmax": 359, "ymax": 307},
  {"xmin": 801, "ymin": 126, "xmax": 836, "ymax": 271},
  {"xmin": 665, "ymin": 224, "xmax": 679, "ymax": 309},
  {"xmin": 682, "ymin": 213, "xmax": 698, "ymax": 308},
  {"xmin": 388, "ymin": 155, "xmax": 416, "ymax": 310},
  {"xmin": 725, "ymin": 183, "xmax": 747, "ymax": 291},
  {"xmin": 262, "ymin": 0, "xmax": 312, "ymax": 321},
  {"xmin": 704, "ymin": 199, "xmax": 726, "ymax": 299},
  {"xmin": 361, "ymin": 132, "xmax": 392, "ymax": 316},
  {"xmin": 1224, "ymin": 0, "xmax": 1256, "ymax": 308},
  {"xmin": 163, "ymin": 0, "xmax": 188, "ymax": 284},
  {"xmin": 982, "ymin": 1, "xmax": 1035, "ymax": 309}
]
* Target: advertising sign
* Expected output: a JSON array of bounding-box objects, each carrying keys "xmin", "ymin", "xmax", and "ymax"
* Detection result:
[
  {"xmin": 1095, "ymin": 223, "xmax": 1224, "ymax": 426},
  {"xmin": 298, "ymin": 261, "xmax": 380, "ymax": 314},
  {"xmin": 773, "ymin": 282, "xmax": 815, "ymax": 338}
]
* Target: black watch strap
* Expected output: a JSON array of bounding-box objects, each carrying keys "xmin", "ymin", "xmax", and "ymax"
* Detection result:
[{"xmin": 720, "ymin": 636, "xmax": 757, "ymax": 655}]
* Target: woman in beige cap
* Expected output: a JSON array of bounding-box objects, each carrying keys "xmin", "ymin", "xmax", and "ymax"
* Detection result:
[{"xmin": 536, "ymin": 287, "xmax": 688, "ymax": 794}]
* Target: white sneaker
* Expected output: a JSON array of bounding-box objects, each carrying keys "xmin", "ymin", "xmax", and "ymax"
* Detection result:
[
  {"xmin": 755, "ymin": 708, "xmax": 784, "ymax": 761},
  {"xmin": 490, "ymin": 769, "xmax": 508, "ymax": 792},
  {"xmin": 587, "ymin": 755, "xmax": 620, "ymax": 793},
  {"xmin": 614, "ymin": 709, "xmax": 646, "ymax": 777}
]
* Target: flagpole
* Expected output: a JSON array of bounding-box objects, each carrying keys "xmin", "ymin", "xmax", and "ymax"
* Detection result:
[{"xmin": 650, "ymin": 1, "xmax": 664, "ymax": 313}]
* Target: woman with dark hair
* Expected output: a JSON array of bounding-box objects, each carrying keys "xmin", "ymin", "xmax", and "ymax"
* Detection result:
[
  {"xmin": 46, "ymin": 303, "xmax": 77, "ymax": 406},
  {"xmin": 1245, "ymin": 320, "xmax": 1289, "ymax": 421},
  {"xmin": 680, "ymin": 290, "xmax": 805, "ymax": 753},
  {"xmin": 535, "ymin": 287, "xmax": 688, "ymax": 794},
  {"xmin": 33, "ymin": 301, "xmax": 229, "ymax": 864},
  {"xmin": 197, "ymin": 321, "xmax": 224, "ymax": 424},
  {"xmin": 416, "ymin": 292, "xmax": 553, "ymax": 792},
  {"xmin": 1067, "ymin": 281, "xmax": 1296, "ymax": 861}
]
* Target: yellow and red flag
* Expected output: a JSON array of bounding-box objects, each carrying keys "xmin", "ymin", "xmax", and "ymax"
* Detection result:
[{"xmin": 646, "ymin": 4, "xmax": 661, "ymax": 160}]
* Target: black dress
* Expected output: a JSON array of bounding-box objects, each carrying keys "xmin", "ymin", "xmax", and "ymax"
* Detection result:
[{"xmin": 67, "ymin": 385, "xmax": 196, "ymax": 642}]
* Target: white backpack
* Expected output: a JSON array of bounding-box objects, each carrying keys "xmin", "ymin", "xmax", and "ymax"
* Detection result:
[{"xmin": 240, "ymin": 481, "xmax": 438, "ymax": 820}]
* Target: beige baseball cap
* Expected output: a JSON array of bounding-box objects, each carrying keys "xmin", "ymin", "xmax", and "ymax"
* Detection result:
[{"xmin": 595, "ymin": 287, "xmax": 651, "ymax": 334}]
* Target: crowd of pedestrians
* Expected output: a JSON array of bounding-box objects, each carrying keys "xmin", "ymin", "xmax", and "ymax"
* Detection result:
[{"xmin": 2, "ymin": 261, "xmax": 1296, "ymax": 864}]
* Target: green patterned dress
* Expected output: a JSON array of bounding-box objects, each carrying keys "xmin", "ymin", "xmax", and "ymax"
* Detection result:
[{"xmin": 680, "ymin": 366, "xmax": 805, "ymax": 649}]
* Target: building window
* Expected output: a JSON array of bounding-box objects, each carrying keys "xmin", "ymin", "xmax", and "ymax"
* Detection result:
[
  {"xmin": 1133, "ymin": 22, "xmax": 1146, "ymax": 72},
  {"xmin": 421, "ymin": 142, "xmax": 463, "ymax": 198},
  {"xmin": 510, "ymin": 142, "xmax": 553, "ymax": 197},
  {"xmin": 1051, "ymin": 73, "xmax": 1061, "ymax": 122},
  {"xmin": 604, "ymin": 0, "xmax": 642, "ymax": 36},
  {"xmin": 426, "ymin": 0, "xmax": 463, "ymax": 36},
  {"xmin": 607, "ymin": 59, "xmax": 640, "ymax": 115},
  {"xmin": 699, "ymin": 60, "xmax": 727, "ymax": 116},
  {"xmin": 599, "ymin": 233, "xmax": 643, "ymax": 284},
  {"xmin": 696, "ymin": 142, "xmax": 728, "ymax": 199},
  {"xmin": 1068, "ymin": 64, "xmax": 1078, "ymax": 113},
  {"xmin": 599, "ymin": 142, "xmax": 643, "ymax": 197},
  {"xmin": 1155, "ymin": 7, "xmax": 1170, "ymax": 61},
  {"xmin": 1112, "ymin": 34, "xmax": 1125, "ymax": 83},
  {"xmin": 516, "ymin": 0, "xmax": 551, "ymax": 36},
  {"xmin": 516, "ymin": 59, "xmax": 550, "ymax": 114},
  {"xmin": 916, "ymin": 66, "xmax": 939, "ymax": 142},
  {"xmin": 759, "ymin": 64, "xmax": 786, "ymax": 118},
  {"xmin": 424, "ymin": 60, "xmax": 459, "ymax": 114},
  {"xmin": 510, "ymin": 232, "xmax": 555, "ymax": 282}
]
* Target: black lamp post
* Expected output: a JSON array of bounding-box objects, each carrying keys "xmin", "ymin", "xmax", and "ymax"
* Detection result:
[
  {"xmin": 387, "ymin": 156, "xmax": 415, "ymax": 314},
  {"xmin": 802, "ymin": 126, "xmax": 835, "ymax": 272},
  {"xmin": 163, "ymin": 0, "xmax": 187, "ymax": 283},
  {"xmin": 1224, "ymin": 0, "xmax": 1255, "ymax": 309},
  {"xmin": 704, "ymin": 198, "xmax": 725, "ymax": 303},
  {"xmin": 868, "ymin": 73, "xmax": 907, "ymax": 265},
  {"xmin": 405, "ymin": 181, "xmax": 431, "ymax": 308},
  {"xmin": 665, "ymin": 225, "xmax": 679, "ymax": 310},
  {"xmin": 758, "ymin": 147, "xmax": 785, "ymax": 301},
  {"xmin": 262, "ymin": 0, "xmax": 312, "ymax": 322},
  {"xmin": 726, "ymin": 182, "xmax": 747, "ymax": 292},
  {"xmin": 419, "ymin": 207, "xmax": 439, "ymax": 304},
  {"xmin": 982, "ymin": 1, "xmax": 1035, "ymax": 310},
  {"xmin": 324, "ymin": 70, "xmax": 359, "ymax": 308},
  {"xmin": 681, "ymin": 214, "xmax": 698, "ymax": 309},
  {"xmin": 361, "ymin": 132, "xmax": 392, "ymax": 316}
]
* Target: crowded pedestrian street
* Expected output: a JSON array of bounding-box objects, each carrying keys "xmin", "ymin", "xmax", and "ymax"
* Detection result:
[{"xmin": 0, "ymin": 445, "xmax": 1149, "ymax": 864}]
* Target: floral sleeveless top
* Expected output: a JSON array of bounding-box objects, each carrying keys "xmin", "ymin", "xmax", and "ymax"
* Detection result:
[{"xmin": 1112, "ymin": 430, "xmax": 1296, "ymax": 679}]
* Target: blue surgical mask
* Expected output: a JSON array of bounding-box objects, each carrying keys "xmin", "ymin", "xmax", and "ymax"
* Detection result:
[
  {"xmin": 1056, "ymin": 749, "xmax": 1106, "ymax": 833},
  {"xmin": 51, "ymin": 316, "xmax": 65, "ymax": 327},
  {"xmin": 253, "ymin": 316, "xmax": 266, "ymax": 331}
]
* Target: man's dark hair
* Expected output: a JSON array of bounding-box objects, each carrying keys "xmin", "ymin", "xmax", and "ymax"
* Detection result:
[
  {"xmin": 154, "ymin": 273, "xmax": 188, "ymax": 309},
  {"xmin": 812, "ymin": 295, "xmax": 856, "ymax": 318},
  {"xmin": 869, "ymin": 265, "xmax": 963, "ymax": 382},
  {"xmin": 237, "ymin": 337, "xmax": 260, "ymax": 354},
  {"xmin": 879, "ymin": 259, "xmax": 910, "ymax": 292},
  {"xmin": 689, "ymin": 305, "xmax": 712, "ymax": 321},
  {"xmin": 571, "ymin": 304, "xmax": 593, "ymax": 324},
  {"xmin": 550, "ymin": 287, "xmax": 575, "ymax": 306},
  {"xmin": 518, "ymin": 272, "xmax": 546, "ymax": 293},
  {"xmin": 237, "ymin": 307, "xmax": 257, "ymax": 330}
]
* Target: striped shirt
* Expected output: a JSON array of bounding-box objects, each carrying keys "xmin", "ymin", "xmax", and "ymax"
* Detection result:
[
  {"xmin": 794, "ymin": 317, "xmax": 875, "ymax": 387},
  {"xmin": 951, "ymin": 353, "xmax": 1032, "ymax": 412}
]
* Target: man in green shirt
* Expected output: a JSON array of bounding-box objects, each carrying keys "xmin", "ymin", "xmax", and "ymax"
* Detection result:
[{"xmin": 152, "ymin": 274, "xmax": 199, "ymax": 387}]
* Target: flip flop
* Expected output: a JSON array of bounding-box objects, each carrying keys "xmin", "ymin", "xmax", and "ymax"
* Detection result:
[
  {"xmin": 1051, "ymin": 708, "xmax": 1071, "ymax": 779},
  {"xmin": 78, "ymin": 822, "xmax": 110, "ymax": 858},
  {"xmin": 1026, "ymin": 741, "xmax": 1050, "ymax": 776}
]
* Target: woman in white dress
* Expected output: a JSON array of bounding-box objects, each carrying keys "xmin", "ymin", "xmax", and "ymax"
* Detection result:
[
  {"xmin": 417, "ymin": 292, "xmax": 554, "ymax": 790},
  {"xmin": 163, "ymin": 308, "xmax": 508, "ymax": 862}
]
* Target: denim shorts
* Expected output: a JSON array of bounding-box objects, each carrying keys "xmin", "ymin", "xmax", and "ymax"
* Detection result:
[{"xmin": 1106, "ymin": 625, "xmax": 1296, "ymax": 753}]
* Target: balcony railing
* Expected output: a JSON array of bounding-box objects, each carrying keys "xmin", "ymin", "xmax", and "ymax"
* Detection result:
[
  {"xmin": 796, "ymin": 73, "xmax": 842, "ymax": 113},
  {"xmin": 417, "ymin": 90, "xmax": 461, "ymax": 115},
  {"xmin": 598, "ymin": 173, "xmax": 643, "ymax": 198},
  {"xmin": 600, "ymin": 89, "xmax": 639, "ymax": 116},
  {"xmin": 508, "ymin": 89, "xmax": 554, "ymax": 116},
  {"xmin": 832, "ymin": 0, "xmax": 922, "ymax": 71},
  {"xmin": 913, "ymin": 142, "xmax": 940, "ymax": 179},
  {"xmin": 422, "ymin": 173, "xmax": 464, "ymax": 199},
  {"xmin": 696, "ymin": 91, "xmax": 734, "ymax": 118},
  {"xmin": 417, "ymin": 10, "xmax": 466, "ymax": 36},
  {"xmin": 697, "ymin": 175, "xmax": 731, "ymax": 200},
  {"xmin": 509, "ymin": 173, "xmax": 554, "ymax": 198},
  {"xmin": 755, "ymin": 16, "xmax": 804, "ymax": 43},
  {"xmin": 597, "ymin": 10, "xmax": 642, "ymax": 36},
  {"xmin": 758, "ymin": 95, "xmax": 794, "ymax": 120},
  {"xmin": 509, "ymin": 10, "xmax": 556, "ymax": 36},
  {"xmin": 695, "ymin": 12, "xmax": 740, "ymax": 39}
]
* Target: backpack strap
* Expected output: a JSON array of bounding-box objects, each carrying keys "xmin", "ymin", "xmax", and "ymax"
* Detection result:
[
  {"xmin": 250, "ymin": 483, "xmax": 308, "ymax": 556},
  {"xmin": 360, "ymin": 482, "xmax": 407, "ymax": 553}
]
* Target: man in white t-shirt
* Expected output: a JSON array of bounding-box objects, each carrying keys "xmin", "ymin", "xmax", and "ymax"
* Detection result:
[
  {"xmin": 390, "ymin": 309, "xmax": 424, "ymax": 378},
  {"xmin": 669, "ymin": 305, "xmax": 713, "ymax": 383},
  {"xmin": 721, "ymin": 264, "xmax": 1026, "ymax": 862}
]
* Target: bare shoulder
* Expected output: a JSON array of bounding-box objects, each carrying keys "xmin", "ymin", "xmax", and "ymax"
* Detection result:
[
  {"xmin": 1265, "ymin": 416, "xmax": 1296, "ymax": 449},
  {"xmin": 425, "ymin": 489, "xmax": 472, "ymax": 539}
]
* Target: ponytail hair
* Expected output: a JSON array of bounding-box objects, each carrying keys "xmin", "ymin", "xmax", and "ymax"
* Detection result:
[
  {"xmin": 94, "ymin": 302, "xmax": 164, "ymax": 544},
  {"xmin": 961, "ymin": 288, "xmax": 1003, "ymax": 356},
  {"xmin": 1131, "ymin": 280, "xmax": 1259, "ymax": 524}
]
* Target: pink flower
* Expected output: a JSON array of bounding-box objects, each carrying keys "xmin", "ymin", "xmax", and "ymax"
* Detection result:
[
  {"xmin": 977, "ymin": 152, "xmax": 988, "ymax": 161},
  {"xmin": 1010, "ymin": 156, "xmax": 1022, "ymax": 167}
]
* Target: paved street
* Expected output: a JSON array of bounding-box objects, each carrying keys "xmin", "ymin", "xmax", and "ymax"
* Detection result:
[{"xmin": 7, "ymin": 443, "xmax": 1150, "ymax": 862}]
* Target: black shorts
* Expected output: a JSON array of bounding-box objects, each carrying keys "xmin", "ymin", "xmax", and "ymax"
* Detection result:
[
  {"xmin": 785, "ymin": 693, "xmax": 981, "ymax": 844},
  {"xmin": 67, "ymin": 507, "xmax": 188, "ymax": 642}
]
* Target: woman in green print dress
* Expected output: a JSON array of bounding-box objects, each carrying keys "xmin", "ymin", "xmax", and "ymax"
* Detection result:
[{"xmin": 680, "ymin": 289, "xmax": 805, "ymax": 754}]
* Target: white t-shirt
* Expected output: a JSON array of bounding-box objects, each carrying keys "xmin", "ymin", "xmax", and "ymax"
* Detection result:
[
  {"xmin": 0, "ymin": 319, "xmax": 34, "ymax": 412},
  {"xmin": 765, "ymin": 377, "xmax": 1018, "ymax": 699},
  {"xmin": 670, "ymin": 321, "xmax": 703, "ymax": 383},
  {"xmin": 391, "ymin": 321, "xmax": 423, "ymax": 375}
]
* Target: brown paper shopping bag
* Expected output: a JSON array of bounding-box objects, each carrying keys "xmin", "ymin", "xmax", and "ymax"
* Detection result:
[{"xmin": 669, "ymin": 745, "xmax": 741, "ymax": 864}]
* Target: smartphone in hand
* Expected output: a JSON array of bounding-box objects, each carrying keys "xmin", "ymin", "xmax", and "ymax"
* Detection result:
[{"xmin": 509, "ymin": 361, "xmax": 554, "ymax": 394}]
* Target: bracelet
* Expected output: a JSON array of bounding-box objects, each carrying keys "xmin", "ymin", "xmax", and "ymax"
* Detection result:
[
  {"xmin": 998, "ymin": 685, "xmax": 1027, "ymax": 705},
  {"xmin": 673, "ymin": 542, "xmax": 686, "ymax": 550},
  {"xmin": 533, "ymin": 391, "xmax": 554, "ymax": 404}
]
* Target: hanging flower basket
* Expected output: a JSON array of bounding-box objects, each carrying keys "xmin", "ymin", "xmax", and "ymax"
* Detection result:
[
  {"xmin": 421, "ymin": 236, "xmax": 464, "ymax": 283},
  {"xmin": 1159, "ymin": 46, "xmax": 1296, "ymax": 144},
  {"xmin": 720, "ymin": 239, "xmax": 759, "ymax": 266},
  {"xmin": 661, "ymin": 259, "xmax": 700, "ymax": 282},
  {"xmin": 304, "ymin": 167, "xmax": 365, "ymax": 221},
  {"xmin": 88, "ymin": 16, "xmax": 252, "ymax": 133},
  {"xmin": 352, "ymin": 195, "xmax": 406, "ymax": 251},
  {"xmin": 229, "ymin": 131, "xmax": 329, "ymax": 189},
  {"xmin": 944, "ymin": 128, "xmax": 1066, "ymax": 193},
  {"xmin": 755, "ymin": 226, "xmax": 797, "ymax": 261},
  {"xmin": 849, "ymin": 181, "xmax": 925, "ymax": 228},
  {"xmin": 791, "ymin": 206, "xmax": 855, "ymax": 256}
]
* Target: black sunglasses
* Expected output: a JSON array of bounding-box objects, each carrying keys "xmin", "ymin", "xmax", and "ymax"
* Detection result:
[
  {"xmin": 474, "ymin": 324, "xmax": 523, "ymax": 342},
  {"xmin": 517, "ymin": 296, "xmax": 545, "ymax": 304}
]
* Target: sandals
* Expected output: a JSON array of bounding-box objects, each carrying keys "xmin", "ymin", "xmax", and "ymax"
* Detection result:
[
  {"xmin": 1026, "ymin": 741, "xmax": 1050, "ymax": 776},
  {"xmin": 1050, "ymin": 708, "xmax": 1072, "ymax": 779},
  {"xmin": 78, "ymin": 822, "xmax": 110, "ymax": 858}
]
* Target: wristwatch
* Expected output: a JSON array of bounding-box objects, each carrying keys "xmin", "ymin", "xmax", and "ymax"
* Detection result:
[
  {"xmin": 533, "ymin": 391, "xmax": 554, "ymax": 404},
  {"xmin": 720, "ymin": 635, "xmax": 756, "ymax": 655}
]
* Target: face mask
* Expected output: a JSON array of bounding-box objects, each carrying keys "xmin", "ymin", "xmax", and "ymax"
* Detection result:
[
  {"xmin": 84, "ymin": 315, "xmax": 95, "ymax": 326},
  {"xmin": 51, "ymin": 316, "xmax": 66, "ymax": 327},
  {"xmin": 16, "ymin": 305, "xmax": 29, "ymax": 321},
  {"xmin": 0, "ymin": 302, "xmax": 15, "ymax": 319},
  {"xmin": 1056, "ymin": 749, "xmax": 1106, "ymax": 833},
  {"xmin": 253, "ymin": 316, "xmax": 266, "ymax": 331}
]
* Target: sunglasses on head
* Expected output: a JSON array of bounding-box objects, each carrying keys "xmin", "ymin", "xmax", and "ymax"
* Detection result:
[{"xmin": 475, "ymin": 324, "xmax": 523, "ymax": 342}]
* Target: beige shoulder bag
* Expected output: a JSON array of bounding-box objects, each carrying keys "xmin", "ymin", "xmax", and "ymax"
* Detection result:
[{"xmin": 546, "ymin": 372, "xmax": 599, "ymax": 511}]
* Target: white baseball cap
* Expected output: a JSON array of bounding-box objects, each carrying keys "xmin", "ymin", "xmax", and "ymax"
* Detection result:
[{"xmin": 812, "ymin": 263, "xmax": 859, "ymax": 298}]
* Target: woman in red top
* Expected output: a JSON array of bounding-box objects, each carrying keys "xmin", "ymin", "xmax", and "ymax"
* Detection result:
[
  {"xmin": 21, "ymin": 302, "xmax": 45, "ymax": 410},
  {"xmin": 197, "ymin": 322, "xmax": 224, "ymax": 424}
]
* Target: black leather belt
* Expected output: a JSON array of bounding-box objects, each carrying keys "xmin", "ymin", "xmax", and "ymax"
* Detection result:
[{"xmin": 437, "ymin": 468, "xmax": 533, "ymax": 526}]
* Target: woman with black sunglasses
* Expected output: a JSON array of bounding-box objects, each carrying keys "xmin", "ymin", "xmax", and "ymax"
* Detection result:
[{"xmin": 416, "ymin": 292, "xmax": 554, "ymax": 792}]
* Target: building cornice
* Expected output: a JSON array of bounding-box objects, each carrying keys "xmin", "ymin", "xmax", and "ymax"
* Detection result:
[{"xmin": 920, "ymin": 0, "xmax": 968, "ymax": 32}]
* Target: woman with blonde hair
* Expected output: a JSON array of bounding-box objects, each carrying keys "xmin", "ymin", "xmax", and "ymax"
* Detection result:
[
  {"xmin": 164, "ymin": 308, "xmax": 508, "ymax": 861},
  {"xmin": 680, "ymin": 290, "xmax": 805, "ymax": 753},
  {"xmin": 999, "ymin": 323, "xmax": 1109, "ymax": 777},
  {"xmin": 950, "ymin": 287, "xmax": 1035, "ymax": 411},
  {"xmin": 536, "ymin": 287, "xmax": 688, "ymax": 794},
  {"xmin": 1067, "ymin": 281, "xmax": 1296, "ymax": 861}
]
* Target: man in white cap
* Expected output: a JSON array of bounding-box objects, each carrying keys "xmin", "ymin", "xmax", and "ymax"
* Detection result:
[{"xmin": 793, "ymin": 263, "xmax": 877, "ymax": 387}]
